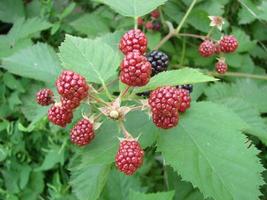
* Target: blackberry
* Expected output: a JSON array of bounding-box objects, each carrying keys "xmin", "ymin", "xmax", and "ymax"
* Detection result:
[
  {"xmin": 146, "ymin": 50, "xmax": 169, "ymax": 76},
  {"xmin": 177, "ymin": 84, "xmax": 193, "ymax": 93}
]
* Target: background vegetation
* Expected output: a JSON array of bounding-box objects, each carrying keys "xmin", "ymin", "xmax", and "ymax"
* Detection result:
[{"xmin": 0, "ymin": 0, "xmax": 267, "ymax": 200}]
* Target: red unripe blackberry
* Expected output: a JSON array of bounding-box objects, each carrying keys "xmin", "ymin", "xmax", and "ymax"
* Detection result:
[
  {"xmin": 70, "ymin": 119, "xmax": 95, "ymax": 146},
  {"xmin": 145, "ymin": 21, "xmax": 153, "ymax": 30},
  {"xmin": 36, "ymin": 88, "xmax": 54, "ymax": 106},
  {"xmin": 177, "ymin": 88, "xmax": 191, "ymax": 113},
  {"xmin": 61, "ymin": 97, "xmax": 80, "ymax": 111},
  {"xmin": 214, "ymin": 42, "xmax": 221, "ymax": 54},
  {"xmin": 152, "ymin": 111, "xmax": 179, "ymax": 129},
  {"xmin": 137, "ymin": 17, "xmax": 144, "ymax": 26},
  {"xmin": 146, "ymin": 50, "xmax": 168, "ymax": 76},
  {"xmin": 199, "ymin": 40, "xmax": 215, "ymax": 57},
  {"xmin": 115, "ymin": 139, "xmax": 144, "ymax": 175},
  {"xmin": 150, "ymin": 9, "xmax": 160, "ymax": 19},
  {"xmin": 120, "ymin": 52, "xmax": 152, "ymax": 87},
  {"xmin": 119, "ymin": 29, "xmax": 147, "ymax": 55},
  {"xmin": 215, "ymin": 60, "xmax": 228, "ymax": 74},
  {"xmin": 56, "ymin": 70, "xmax": 89, "ymax": 100},
  {"xmin": 219, "ymin": 35, "xmax": 238, "ymax": 53},
  {"xmin": 148, "ymin": 86, "xmax": 181, "ymax": 117},
  {"xmin": 48, "ymin": 104, "xmax": 73, "ymax": 127}
]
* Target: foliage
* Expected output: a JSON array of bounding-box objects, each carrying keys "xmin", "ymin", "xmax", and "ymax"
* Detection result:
[{"xmin": 0, "ymin": 0, "xmax": 267, "ymax": 200}]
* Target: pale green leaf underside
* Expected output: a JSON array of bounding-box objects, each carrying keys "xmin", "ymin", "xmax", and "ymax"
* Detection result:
[
  {"xmin": 134, "ymin": 68, "xmax": 218, "ymax": 93},
  {"xmin": 128, "ymin": 190, "xmax": 175, "ymax": 200},
  {"xmin": 58, "ymin": 34, "xmax": 121, "ymax": 84},
  {"xmin": 70, "ymin": 164, "xmax": 110, "ymax": 200},
  {"xmin": 157, "ymin": 102, "xmax": 264, "ymax": 200},
  {"xmin": 97, "ymin": 0, "xmax": 168, "ymax": 17},
  {"xmin": 1, "ymin": 43, "xmax": 61, "ymax": 83}
]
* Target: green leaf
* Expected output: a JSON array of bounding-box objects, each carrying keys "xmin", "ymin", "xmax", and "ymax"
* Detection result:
[
  {"xmin": 35, "ymin": 146, "xmax": 65, "ymax": 171},
  {"xmin": 134, "ymin": 68, "xmax": 217, "ymax": 93},
  {"xmin": 232, "ymin": 27, "xmax": 256, "ymax": 53},
  {"xmin": 101, "ymin": 169, "xmax": 144, "ymax": 200},
  {"xmin": 204, "ymin": 80, "xmax": 267, "ymax": 113},
  {"xmin": 0, "ymin": 0, "xmax": 24, "ymax": 23},
  {"xmin": 188, "ymin": 10, "xmax": 210, "ymax": 33},
  {"xmin": 70, "ymin": 13, "xmax": 109, "ymax": 37},
  {"xmin": 166, "ymin": 166, "xmax": 209, "ymax": 200},
  {"xmin": 208, "ymin": 97, "xmax": 267, "ymax": 145},
  {"xmin": 1, "ymin": 43, "xmax": 61, "ymax": 83},
  {"xmin": 95, "ymin": 31, "xmax": 124, "ymax": 51},
  {"xmin": 128, "ymin": 190, "xmax": 175, "ymax": 200},
  {"xmin": 97, "ymin": 0, "xmax": 168, "ymax": 17},
  {"xmin": 8, "ymin": 17, "xmax": 51, "ymax": 41},
  {"xmin": 58, "ymin": 35, "xmax": 121, "ymax": 84},
  {"xmin": 70, "ymin": 164, "xmax": 111, "ymax": 200},
  {"xmin": 157, "ymin": 102, "xmax": 264, "ymax": 200}
]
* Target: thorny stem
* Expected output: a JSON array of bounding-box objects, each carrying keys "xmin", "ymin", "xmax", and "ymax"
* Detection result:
[
  {"xmin": 207, "ymin": 71, "xmax": 267, "ymax": 81},
  {"xmin": 154, "ymin": 0, "xmax": 198, "ymax": 50},
  {"xmin": 119, "ymin": 121, "xmax": 133, "ymax": 139}
]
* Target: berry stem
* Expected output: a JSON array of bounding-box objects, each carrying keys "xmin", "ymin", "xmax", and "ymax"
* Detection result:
[
  {"xmin": 134, "ymin": 17, "xmax": 138, "ymax": 29},
  {"xmin": 101, "ymin": 80, "xmax": 113, "ymax": 100},
  {"xmin": 97, "ymin": 79, "xmax": 118, "ymax": 93},
  {"xmin": 119, "ymin": 121, "xmax": 133, "ymax": 139},
  {"xmin": 89, "ymin": 94, "xmax": 109, "ymax": 106},
  {"xmin": 206, "ymin": 71, "xmax": 267, "ymax": 80},
  {"xmin": 119, "ymin": 86, "xmax": 131, "ymax": 98},
  {"xmin": 177, "ymin": 33, "xmax": 206, "ymax": 40}
]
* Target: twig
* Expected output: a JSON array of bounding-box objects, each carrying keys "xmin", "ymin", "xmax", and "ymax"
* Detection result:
[
  {"xmin": 154, "ymin": 0, "xmax": 198, "ymax": 50},
  {"xmin": 89, "ymin": 95, "xmax": 109, "ymax": 106},
  {"xmin": 97, "ymin": 79, "xmax": 118, "ymax": 93},
  {"xmin": 206, "ymin": 71, "xmax": 267, "ymax": 81}
]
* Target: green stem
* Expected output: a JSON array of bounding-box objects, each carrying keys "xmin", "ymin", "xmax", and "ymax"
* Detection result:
[
  {"xmin": 179, "ymin": 37, "xmax": 186, "ymax": 66},
  {"xmin": 175, "ymin": 0, "xmax": 198, "ymax": 34},
  {"xmin": 134, "ymin": 17, "xmax": 138, "ymax": 29},
  {"xmin": 154, "ymin": 0, "xmax": 198, "ymax": 50},
  {"xmin": 206, "ymin": 71, "xmax": 267, "ymax": 80}
]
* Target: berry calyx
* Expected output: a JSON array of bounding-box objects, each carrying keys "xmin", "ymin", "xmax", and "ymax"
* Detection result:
[
  {"xmin": 199, "ymin": 40, "xmax": 215, "ymax": 57},
  {"xmin": 145, "ymin": 21, "xmax": 153, "ymax": 30},
  {"xmin": 176, "ymin": 88, "xmax": 191, "ymax": 113},
  {"xmin": 177, "ymin": 84, "xmax": 193, "ymax": 93},
  {"xmin": 150, "ymin": 9, "xmax": 160, "ymax": 19},
  {"xmin": 70, "ymin": 118, "xmax": 95, "ymax": 146},
  {"xmin": 48, "ymin": 104, "xmax": 73, "ymax": 127},
  {"xmin": 219, "ymin": 35, "xmax": 238, "ymax": 53},
  {"xmin": 215, "ymin": 59, "xmax": 228, "ymax": 74},
  {"xmin": 36, "ymin": 88, "xmax": 54, "ymax": 106},
  {"xmin": 120, "ymin": 52, "xmax": 152, "ymax": 87},
  {"xmin": 152, "ymin": 111, "xmax": 179, "ymax": 129},
  {"xmin": 56, "ymin": 70, "xmax": 89, "ymax": 100},
  {"xmin": 119, "ymin": 29, "xmax": 147, "ymax": 55},
  {"xmin": 149, "ymin": 86, "xmax": 181, "ymax": 117},
  {"xmin": 146, "ymin": 50, "xmax": 169, "ymax": 76},
  {"xmin": 115, "ymin": 139, "xmax": 144, "ymax": 175}
]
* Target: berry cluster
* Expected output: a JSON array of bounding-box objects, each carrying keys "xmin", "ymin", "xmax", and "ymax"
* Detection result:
[
  {"xmin": 199, "ymin": 35, "xmax": 238, "ymax": 74},
  {"xmin": 36, "ymin": 70, "xmax": 95, "ymax": 146},
  {"xmin": 119, "ymin": 29, "xmax": 152, "ymax": 87},
  {"xmin": 138, "ymin": 9, "xmax": 162, "ymax": 31},
  {"xmin": 149, "ymin": 86, "xmax": 191, "ymax": 129}
]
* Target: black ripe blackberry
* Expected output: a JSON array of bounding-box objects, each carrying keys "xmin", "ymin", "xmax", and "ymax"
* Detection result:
[
  {"xmin": 177, "ymin": 84, "xmax": 193, "ymax": 93},
  {"xmin": 146, "ymin": 50, "xmax": 168, "ymax": 76}
]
